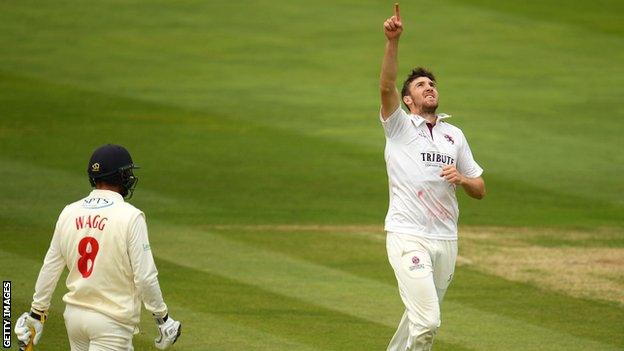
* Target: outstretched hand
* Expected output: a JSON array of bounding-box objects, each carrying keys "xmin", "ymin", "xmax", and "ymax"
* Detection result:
[{"xmin": 383, "ymin": 3, "xmax": 403, "ymax": 40}]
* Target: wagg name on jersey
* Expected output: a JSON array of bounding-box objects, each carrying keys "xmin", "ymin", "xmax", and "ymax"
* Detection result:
[
  {"xmin": 75, "ymin": 215, "xmax": 108, "ymax": 231},
  {"xmin": 83, "ymin": 197, "xmax": 114, "ymax": 209},
  {"xmin": 420, "ymin": 152, "xmax": 454, "ymax": 167}
]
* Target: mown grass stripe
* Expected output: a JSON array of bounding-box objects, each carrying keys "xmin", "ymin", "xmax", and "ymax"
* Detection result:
[
  {"xmin": 150, "ymin": 223, "xmax": 621, "ymax": 350},
  {"xmin": 4, "ymin": 249, "xmax": 324, "ymax": 351},
  {"xmin": 0, "ymin": 249, "xmax": 324, "ymax": 351},
  {"xmin": 137, "ymin": 301, "xmax": 324, "ymax": 351},
  {"xmin": 210, "ymin": 226, "xmax": 624, "ymax": 344},
  {"xmin": 1, "ymin": 70, "xmax": 623, "ymax": 228},
  {"xmin": 1, "ymin": 246, "xmax": 471, "ymax": 350},
  {"xmin": 155, "ymin": 258, "xmax": 411, "ymax": 351}
]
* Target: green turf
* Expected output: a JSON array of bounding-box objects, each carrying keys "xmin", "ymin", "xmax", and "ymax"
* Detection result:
[{"xmin": 1, "ymin": 0, "xmax": 623, "ymax": 349}]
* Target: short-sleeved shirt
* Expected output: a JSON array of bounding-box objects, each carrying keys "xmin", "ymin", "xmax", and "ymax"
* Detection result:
[{"xmin": 381, "ymin": 107, "xmax": 483, "ymax": 240}]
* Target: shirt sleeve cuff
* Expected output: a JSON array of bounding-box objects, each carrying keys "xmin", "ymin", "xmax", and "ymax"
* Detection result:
[{"xmin": 466, "ymin": 167, "xmax": 483, "ymax": 179}]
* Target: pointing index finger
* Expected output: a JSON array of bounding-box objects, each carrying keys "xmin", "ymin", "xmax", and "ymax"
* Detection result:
[{"xmin": 394, "ymin": 3, "xmax": 400, "ymax": 20}]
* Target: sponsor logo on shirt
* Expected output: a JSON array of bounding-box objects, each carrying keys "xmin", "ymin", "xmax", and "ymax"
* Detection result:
[
  {"xmin": 420, "ymin": 152, "xmax": 454, "ymax": 167},
  {"xmin": 83, "ymin": 197, "xmax": 114, "ymax": 209}
]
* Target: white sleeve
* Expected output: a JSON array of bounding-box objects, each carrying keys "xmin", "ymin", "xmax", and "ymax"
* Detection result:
[
  {"xmin": 456, "ymin": 130, "xmax": 483, "ymax": 178},
  {"xmin": 31, "ymin": 219, "xmax": 66, "ymax": 312},
  {"xmin": 127, "ymin": 213, "xmax": 168, "ymax": 318},
  {"xmin": 380, "ymin": 106, "xmax": 412, "ymax": 140}
]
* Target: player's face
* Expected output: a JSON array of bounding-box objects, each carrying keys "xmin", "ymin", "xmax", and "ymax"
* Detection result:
[{"xmin": 405, "ymin": 77, "xmax": 438, "ymax": 113}]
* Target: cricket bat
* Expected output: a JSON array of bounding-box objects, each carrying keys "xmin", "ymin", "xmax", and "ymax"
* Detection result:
[{"xmin": 19, "ymin": 328, "xmax": 35, "ymax": 351}]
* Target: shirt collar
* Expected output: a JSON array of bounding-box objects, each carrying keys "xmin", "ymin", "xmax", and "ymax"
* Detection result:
[
  {"xmin": 88, "ymin": 189, "xmax": 124, "ymax": 202},
  {"xmin": 410, "ymin": 113, "xmax": 452, "ymax": 127}
]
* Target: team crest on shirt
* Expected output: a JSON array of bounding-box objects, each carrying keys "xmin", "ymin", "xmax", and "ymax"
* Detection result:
[{"xmin": 444, "ymin": 134, "xmax": 454, "ymax": 144}]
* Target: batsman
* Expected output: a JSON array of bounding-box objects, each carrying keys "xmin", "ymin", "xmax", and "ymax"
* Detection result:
[
  {"xmin": 14, "ymin": 144, "xmax": 181, "ymax": 350},
  {"xmin": 379, "ymin": 4, "xmax": 486, "ymax": 350}
]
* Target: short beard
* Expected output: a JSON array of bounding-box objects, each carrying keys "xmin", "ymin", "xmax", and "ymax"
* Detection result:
[
  {"xmin": 407, "ymin": 94, "xmax": 438, "ymax": 115},
  {"xmin": 422, "ymin": 103, "xmax": 438, "ymax": 114}
]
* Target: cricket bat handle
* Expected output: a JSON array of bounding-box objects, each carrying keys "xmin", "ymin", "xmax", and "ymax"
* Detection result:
[
  {"xmin": 18, "ymin": 340, "xmax": 33, "ymax": 351},
  {"xmin": 19, "ymin": 328, "xmax": 35, "ymax": 351}
]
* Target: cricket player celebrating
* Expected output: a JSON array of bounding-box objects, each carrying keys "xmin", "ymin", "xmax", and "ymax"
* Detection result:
[
  {"xmin": 380, "ymin": 4, "xmax": 485, "ymax": 350},
  {"xmin": 14, "ymin": 144, "xmax": 181, "ymax": 350}
]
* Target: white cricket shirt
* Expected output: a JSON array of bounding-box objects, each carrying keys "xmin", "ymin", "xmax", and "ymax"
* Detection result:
[
  {"xmin": 381, "ymin": 107, "xmax": 483, "ymax": 240},
  {"xmin": 31, "ymin": 189, "xmax": 167, "ymax": 326}
]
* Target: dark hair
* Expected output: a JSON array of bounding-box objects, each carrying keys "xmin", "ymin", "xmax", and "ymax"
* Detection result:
[
  {"xmin": 95, "ymin": 173, "xmax": 124, "ymax": 187},
  {"xmin": 401, "ymin": 67, "xmax": 436, "ymax": 100}
]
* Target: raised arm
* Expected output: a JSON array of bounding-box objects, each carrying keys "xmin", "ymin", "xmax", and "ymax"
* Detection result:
[{"xmin": 380, "ymin": 3, "xmax": 403, "ymax": 120}]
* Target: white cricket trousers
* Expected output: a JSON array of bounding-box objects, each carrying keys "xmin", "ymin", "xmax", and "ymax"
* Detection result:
[
  {"xmin": 63, "ymin": 304, "xmax": 135, "ymax": 351},
  {"xmin": 386, "ymin": 232, "xmax": 457, "ymax": 351}
]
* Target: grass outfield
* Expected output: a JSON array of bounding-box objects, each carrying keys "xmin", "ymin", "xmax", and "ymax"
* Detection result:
[{"xmin": 1, "ymin": 0, "xmax": 623, "ymax": 350}]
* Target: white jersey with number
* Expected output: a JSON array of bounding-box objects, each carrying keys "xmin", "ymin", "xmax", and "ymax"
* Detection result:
[
  {"xmin": 381, "ymin": 107, "xmax": 483, "ymax": 240},
  {"xmin": 31, "ymin": 189, "xmax": 167, "ymax": 326}
]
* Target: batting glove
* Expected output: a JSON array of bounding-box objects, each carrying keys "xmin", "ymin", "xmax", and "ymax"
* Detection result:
[
  {"xmin": 14, "ymin": 310, "xmax": 47, "ymax": 348},
  {"xmin": 154, "ymin": 314, "xmax": 181, "ymax": 350}
]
